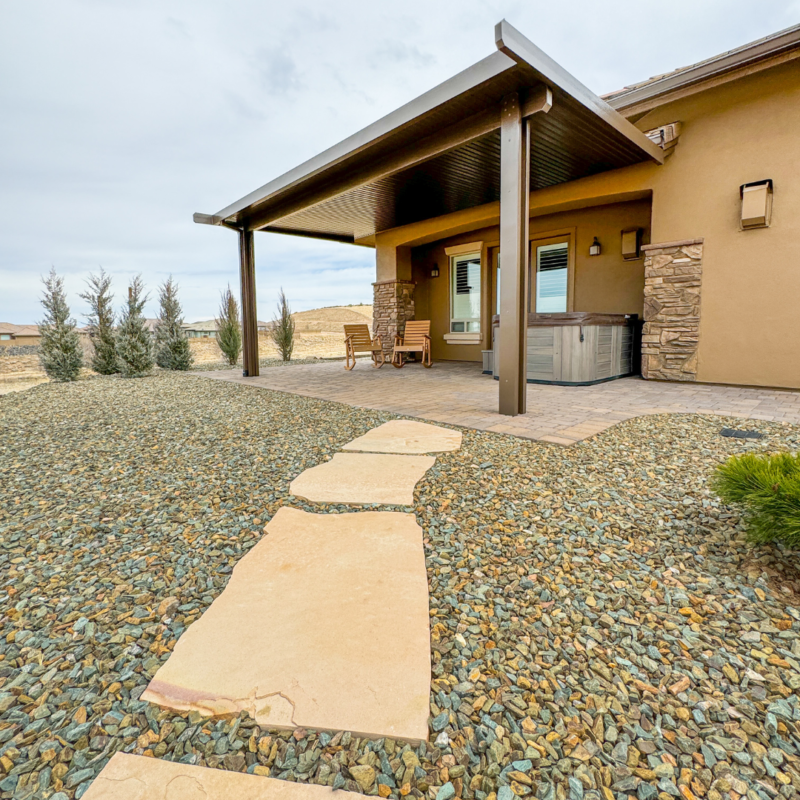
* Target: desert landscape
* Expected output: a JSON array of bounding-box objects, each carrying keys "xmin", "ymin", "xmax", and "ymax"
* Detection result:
[
  {"xmin": 0, "ymin": 305, "xmax": 374, "ymax": 388},
  {"xmin": 192, "ymin": 304, "xmax": 373, "ymax": 365}
]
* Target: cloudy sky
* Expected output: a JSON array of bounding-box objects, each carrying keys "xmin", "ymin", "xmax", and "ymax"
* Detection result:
[{"xmin": 2, "ymin": 0, "xmax": 798, "ymax": 325}]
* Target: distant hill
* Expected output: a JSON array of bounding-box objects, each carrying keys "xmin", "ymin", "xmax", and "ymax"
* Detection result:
[{"xmin": 290, "ymin": 305, "xmax": 372, "ymax": 333}]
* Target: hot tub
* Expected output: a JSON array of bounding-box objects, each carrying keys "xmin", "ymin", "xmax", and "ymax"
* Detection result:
[{"xmin": 492, "ymin": 313, "xmax": 639, "ymax": 386}]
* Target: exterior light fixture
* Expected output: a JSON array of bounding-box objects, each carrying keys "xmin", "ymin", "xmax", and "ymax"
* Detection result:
[
  {"xmin": 431, "ymin": 265, "xmax": 440, "ymax": 278},
  {"xmin": 621, "ymin": 228, "xmax": 643, "ymax": 260},
  {"xmin": 740, "ymin": 179, "xmax": 773, "ymax": 229},
  {"xmin": 589, "ymin": 237, "xmax": 601, "ymax": 256}
]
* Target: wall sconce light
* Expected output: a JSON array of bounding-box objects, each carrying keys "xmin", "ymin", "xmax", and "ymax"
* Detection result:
[
  {"xmin": 431, "ymin": 265, "xmax": 440, "ymax": 278},
  {"xmin": 740, "ymin": 179, "xmax": 773, "ymax": 229},
  {"xmin": 589, "ymin": 237, "xmax": 601, "ymax": 256},
  {"xmin": 621, "ymin": 228, "xmax": 643, "ymax": 260}
]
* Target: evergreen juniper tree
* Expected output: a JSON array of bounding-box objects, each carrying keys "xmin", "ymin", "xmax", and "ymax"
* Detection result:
[
  {"xmin": 38, "ymin": 268, "xmax": 83, "ymax": 382},
  {"xmin": 215, "ymin": 285, "xmax": 242, "ymax": 366},
  {"xmin": 270, "ymin": 287, "xmax": 295, "ymax": 362},
  {"xmin": 154, "ymin": 276, "xmax": 193, "ymax": 370},
  {"xmin": 79, "ymin": 268, "xmax": 118, "ymax": 374},
  {"xmin": 116, "ymin": 275, "xmax": 155, "ymax": 378}
]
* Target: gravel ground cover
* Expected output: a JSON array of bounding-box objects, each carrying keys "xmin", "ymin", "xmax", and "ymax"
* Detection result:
[{"xmin": 1, "ymin": 374, "xmax": 799, "ymax": 800}]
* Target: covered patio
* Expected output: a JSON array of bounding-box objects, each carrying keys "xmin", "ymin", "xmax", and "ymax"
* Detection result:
[
  {"xmin": 200, "ymin": 361, "xmax": 800, "ymax": 445},
  {"xmin": 194, "ymin": 21, "xmax": 665, "ymax": 416}
]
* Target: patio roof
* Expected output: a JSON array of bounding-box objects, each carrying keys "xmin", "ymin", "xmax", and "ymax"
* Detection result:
[{"xmin": 195, "ymin": 21, "xmax": 663, "ymax": 244}]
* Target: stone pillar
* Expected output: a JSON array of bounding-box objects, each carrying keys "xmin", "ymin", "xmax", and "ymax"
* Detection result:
[
  {"xmin": 641, "ymin": 238, "xmax": 704, "ymax": 381},
  {"xmin": 372, "ymin": 280, "xmax": 415, "ymax": 358}
]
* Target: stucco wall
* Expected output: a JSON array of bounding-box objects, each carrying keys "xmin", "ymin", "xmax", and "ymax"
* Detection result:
[
  {"xmin": 634, "ymin": 61, "xmax": 800, "ymax": 388},
  {"xmin": 410, "ymin": 200, "xmax": 652, "ymax": 363},
  {"xmin": 377, "ymin": 60, "xmax": 800, "ymax": 388}
]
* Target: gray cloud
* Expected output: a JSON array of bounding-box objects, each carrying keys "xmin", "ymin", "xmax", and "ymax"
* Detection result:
[
  {"xmin": 370, "ymin": 40, "xmax": 436, "ymax": 69},
  {"xmin": 253, "ymin": 47, "xmax": 305, "ymax": 95}
]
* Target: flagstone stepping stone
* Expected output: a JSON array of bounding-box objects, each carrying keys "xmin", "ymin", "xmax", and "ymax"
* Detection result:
[
  {"xmin": 83, "ymin": 751, "xmax": 364, "ymax": 799},
  {"xmin": 289, "ymin": 452, "xmax": 435, "ymax": 505},
  {"xmin": 342, "ymin": 419, "xmax": 462, "ymax": 454},
  {"xmin": 142, "ymin": 507, "xmax": 431, "ymax": 742}
]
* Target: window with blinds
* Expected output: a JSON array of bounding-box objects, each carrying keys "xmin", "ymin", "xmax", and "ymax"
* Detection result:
[
  {"xmin": 535, "ymin": 242, "xmax": 568, "ymax": 313},
  {"xmin": 450, "ymin": 253, "xmax": 481, "ymax": 333}
]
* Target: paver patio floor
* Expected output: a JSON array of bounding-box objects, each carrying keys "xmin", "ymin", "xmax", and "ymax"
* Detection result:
[{"xmin": 201, "ymin": 361, "xmax": 800, "ymax": 444}]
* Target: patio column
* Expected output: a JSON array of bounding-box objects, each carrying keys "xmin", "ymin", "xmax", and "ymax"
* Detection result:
[
  {"xmin": 498, "ymin": 92, "xmax": 530, "ymax": 416},
  {"xmin": 373, "ymin": 240, "xmax": 415, "ymax": 359},
  {"xmin": 239, "ymin": 227, "xmax": 260, "ymax": 377}
]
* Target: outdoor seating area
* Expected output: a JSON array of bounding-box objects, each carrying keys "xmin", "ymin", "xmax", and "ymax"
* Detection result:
[{"xmin": 343, "ymin": 320, "xmax": 434, "ymax": 370}]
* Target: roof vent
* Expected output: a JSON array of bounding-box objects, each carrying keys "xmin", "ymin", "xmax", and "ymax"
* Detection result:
[{"xmin": 644, "ymin": 121, "xmax": 681, "ymax": 154}]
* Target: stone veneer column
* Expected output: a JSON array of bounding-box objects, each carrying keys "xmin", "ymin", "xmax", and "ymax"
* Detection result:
[
  {"xmin": 641, "ymin": 238, "xmax": 704, "ymax": 381},
  {"xmin": 372, "ymin": 280, "xmax": 415, "ymax": 358}
]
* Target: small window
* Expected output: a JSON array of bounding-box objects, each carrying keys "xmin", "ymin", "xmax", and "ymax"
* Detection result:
[
  {"xmin": 534, "ymin": 242, "xmax": 568, "ymax": 313},
  {"xmin": 450, "ymin": 252, "xmax": 481, "ymax": 333},
  {"xmin": 0, "ymin": 334, "xmax": 10, "ymax": 340}
]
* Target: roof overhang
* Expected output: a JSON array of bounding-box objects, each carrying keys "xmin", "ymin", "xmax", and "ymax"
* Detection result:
[
  {"xmin": 606, "ymin": 23, "xmax": 800, "ymax": 116},
  {"xmin": 195, "ymin": 21, "xmax": 664, "ymax": 244}
]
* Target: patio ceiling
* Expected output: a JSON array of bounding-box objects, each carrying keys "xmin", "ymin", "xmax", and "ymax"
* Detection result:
[{"xmin": 195, "ymin": 22, "xmax": 664, "ymax": 244}]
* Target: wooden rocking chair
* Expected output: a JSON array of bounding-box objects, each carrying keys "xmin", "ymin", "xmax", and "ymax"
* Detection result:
[
  {"xmin": 343, "ymin": 324, "xmax": 384, "ymax": 370},
  {"xmin": 392, "ymin": 320, "xmax": 432, "ymax": 368}
]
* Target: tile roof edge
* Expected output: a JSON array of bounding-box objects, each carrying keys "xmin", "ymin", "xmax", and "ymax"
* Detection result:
[{"xmin": 604, "ymin": 23, "xmax": 800, "ymax": 108}]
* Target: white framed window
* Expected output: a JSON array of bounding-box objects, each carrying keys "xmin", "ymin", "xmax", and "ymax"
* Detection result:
[
  {"xmin": 449, "ymin": 252, "xmax": 481, "ymax": 334},
  {"xmin": 534, "ymin": 241, "xmax": 568, "ymax": 313}
]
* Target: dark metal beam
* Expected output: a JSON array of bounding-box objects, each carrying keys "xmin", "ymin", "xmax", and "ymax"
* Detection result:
[
  {"xmin": 238, "ymin": 229, "xmax": 259, "ymax": 378},
  {"xmin": 262, "ymin": 226, "xmax": 356, "ymax": 244},
  {"xmin": 244, "ymin": 104, "xmax": 512, "ymax": 232},
  {"xmin": 497, "ymin": 92, "xmax": 530, "ymax": 416}
]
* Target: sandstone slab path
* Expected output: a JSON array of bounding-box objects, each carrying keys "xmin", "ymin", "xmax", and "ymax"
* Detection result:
[
  {"xmin": 342, "ymin": 419, "xmax": 462, "ymax": 454},
  {"xmin": 83, "ymin": 752, "xmax": 364, "ymax": 800},
  {"xmin": 142, "ymin": 506, "xmax": 431, "ymax": 742},
  {"xmin": 289, "ymin": 452, "xmax": 435, "ymax": 505}
]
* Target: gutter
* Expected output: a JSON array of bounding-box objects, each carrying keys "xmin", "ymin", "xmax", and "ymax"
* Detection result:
[{"xmin": 607, "ymin": 22, "xmax": 800, "ymax": 112}]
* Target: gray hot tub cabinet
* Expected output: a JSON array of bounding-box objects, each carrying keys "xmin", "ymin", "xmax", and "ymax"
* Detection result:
[{"xmin": 492, "ymin": 313, "xmax": 638, "ymax": 386}]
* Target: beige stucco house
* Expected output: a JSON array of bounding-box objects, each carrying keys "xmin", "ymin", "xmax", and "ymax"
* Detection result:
[
  {"xmin": 0, "ymin": 324, "xmax": 41, "ymax": 347},
  {"xmin": 195, "ymin": 21, "xmax": 800, "ymax": 415}
]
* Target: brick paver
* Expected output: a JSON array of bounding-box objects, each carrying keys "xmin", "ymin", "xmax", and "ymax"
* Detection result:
[{"xmin": 200, "ymin": 361, "xmax": 800, "ymax": 444}]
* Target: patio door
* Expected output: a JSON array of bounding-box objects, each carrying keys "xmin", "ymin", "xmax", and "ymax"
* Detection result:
[{"xmin": 530, "ymin": 237, "xmax": 570, "ymax": 313}]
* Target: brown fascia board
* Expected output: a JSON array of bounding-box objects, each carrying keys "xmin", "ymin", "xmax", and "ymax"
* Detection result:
[{"xmin": 606, "ymin": 23, "xmax": 800, "ymax": 114}]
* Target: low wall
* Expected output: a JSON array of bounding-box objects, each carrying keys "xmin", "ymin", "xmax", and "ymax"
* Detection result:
[{"xmin": 0, "ymin": 353, "xmax": 44, "ymax": 382}]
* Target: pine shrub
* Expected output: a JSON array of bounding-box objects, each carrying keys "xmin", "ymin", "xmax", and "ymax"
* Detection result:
[
  {"xmin": 80, "ymin": 268, "xmax": 118, "ymax": 374},
  {"xmin": 38, "ymin": 268, "xmax": 83, "ymax": 382},
  {"xmin": 154, "ymin": 276, "xmax": 193, "ymax": 371},
  {"xmin": 215, "ymin": 286, "xmax": 242, "ymax": 366},
  {"xmin": 116, "ymin": 275, "xmax": 155, "ymax": 378},
  {"xmin": 270, "ymin": 287, "xmax": 295, "ymax": 362},
  {"xmin": 711, "ymin": 451, "xmax": 800, "ymax": 547}
]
